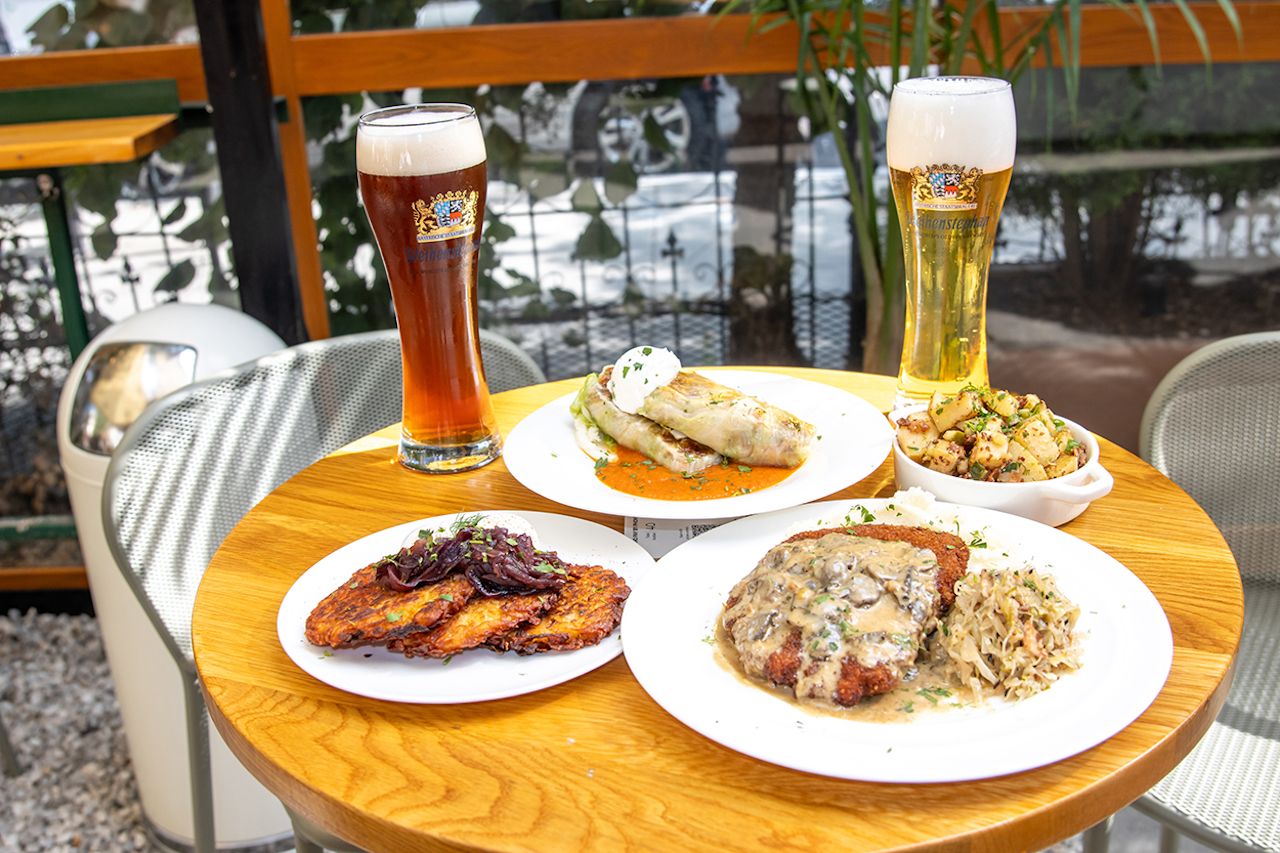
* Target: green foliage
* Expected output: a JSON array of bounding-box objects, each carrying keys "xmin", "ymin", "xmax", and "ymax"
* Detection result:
[
  {"xmin": 727, "ymin": 0, "xmax": 1239, "ymax": 372},
  {"xmin": 573, "ymin": 215, "xmax": 625, "ymax": 262},
  {"xmin": 22, "ymin": 0, "xmax": 703, "ymax": 333},
  {"xmin": 155, "ymin": 258, "xmax": 196, "ymax": 294}
]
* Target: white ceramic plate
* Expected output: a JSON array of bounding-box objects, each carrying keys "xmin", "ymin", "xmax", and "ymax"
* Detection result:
[
  {"xmin": 503, "ymin": 370, "xmax": 893, "ymax": 519},
  {"xmin": 621, "ymin": 495, "xmax": 1173, "ymax": 782},
  {"xmin": 278, "ymin": 511, "xmax": 654, "ymax": 703}
]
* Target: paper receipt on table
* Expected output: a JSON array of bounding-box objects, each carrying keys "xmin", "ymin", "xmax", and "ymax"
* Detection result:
[{"xmin": 625, "ymin": 517, "xmax": 735, "ymax": 559}]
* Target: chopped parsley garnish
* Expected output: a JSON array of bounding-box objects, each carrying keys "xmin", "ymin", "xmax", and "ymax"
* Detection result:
[
  {"xmin": 898, "ymin": 701, "xmax": 915, "ymax": 714},
  {"xmin": 916, "ymin": 686, "xmax": 953, "ymax": 705},
  {"xmin": 621, "ymin": 365, "xmax": 630, "ymax": 378},
  {"xmin": 440, "ymin": 593, "xmax": 453, "ymax": 602},
  {"xmin": 812, "ymin": 593, "xmax": 832, "ymax": 605},
  {"xmin": 968, "ymin": 530, "xmax": 988, "ymax": 549},
  {"xmin": 642, "ymin": 346, "xmax": 653, "ymax": 355},
  {"xmin": 385, "ymin": 611, "xmax": 402, "ymax": 623},
  {"xmin": 737, "ymin": 465, "xmax": 752, "ymax": 474},
  {"xmin": 847, "ymin": 504, "xmax": 875, "ymax": 524},
  {"xmin": 968, "ymin": 461, "xmax": 987, "ymax": 480}
]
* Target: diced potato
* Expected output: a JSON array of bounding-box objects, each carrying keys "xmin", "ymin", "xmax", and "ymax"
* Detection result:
[
  {"xmin": 980, "ymin": 388, "xmax": 1018, "ymax": 419},
  {"xmin": 1045, "ymin": 454, "xmax": 1080, "ymax": 479},
  {"xmin": 1036, "ymin": 405, "xmax": 1062, "ymax": 435},
  {"xmin": 928, "ymin": 390, "xmax": 981, "ymax": 432},
  {"xmin": 1008, "ymin": 441, "xmax": 1048, "ymax": 481},
  {"xmin": 922, "ymin": 439, "xmax": 965, "ymax": 475},
  {"xmin": 1012, "ymin": 419, "xmax": 1060, "ymax": 466},
  {"xmin": 969, "ymin": 421, "xmax": 1010, "ymax": 472},
  {"xmin": 995, "ymin": 465, "xmax": 1025, "ymax": 483},
  {"xmin": 895, "ymin": 412, "xmax": 938, "ymax": 462}
]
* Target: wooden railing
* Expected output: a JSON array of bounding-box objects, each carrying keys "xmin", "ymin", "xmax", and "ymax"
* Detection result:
[{"xmin": 0, "ymin": 1, "xmax": 1276, "ymax": 589}]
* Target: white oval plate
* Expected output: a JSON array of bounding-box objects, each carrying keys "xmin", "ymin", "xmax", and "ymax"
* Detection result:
[
  {"xmin": 621, "ymin": 495, "xmax": 1173, "ymax": 782},
  {"xmin": 503, "ymin": 370, "xmax": 893, "ymax": 519},
  {"xmin": 278, "ymin": 511, "xmax": 654, "ymax": 703}
]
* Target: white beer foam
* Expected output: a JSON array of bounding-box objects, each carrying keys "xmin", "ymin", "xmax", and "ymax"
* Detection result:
[
  {"xmin": 886, "ymin": 77, "xmax": 1016, "ymax": 173},
  {"xmin": 357, "ymin": 105, "xmax": 486, "ymax": 176}
]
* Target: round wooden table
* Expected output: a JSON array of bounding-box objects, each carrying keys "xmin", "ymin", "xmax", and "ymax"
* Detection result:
[{"xmin": 192, "ymin": 367, "xmax": 1242, "ymax": 852}]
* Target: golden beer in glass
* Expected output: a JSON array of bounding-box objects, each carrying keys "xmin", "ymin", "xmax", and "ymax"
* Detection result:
[
  {"xmin": 887, "ymin": 77, "xmax": 1016, "ymax": 408},
  {"xmin": 357, "ymin": 104, "xmax": 500, "ymax": 472}
]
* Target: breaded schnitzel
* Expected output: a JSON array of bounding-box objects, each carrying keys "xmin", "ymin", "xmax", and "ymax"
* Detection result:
[
  {"xmin": 789, "ymin": 524, "xmax": 968, "ymax": 611},
  {"xmin": 722, "ymin": 525, "xmax": 970, "ymax": 708}
]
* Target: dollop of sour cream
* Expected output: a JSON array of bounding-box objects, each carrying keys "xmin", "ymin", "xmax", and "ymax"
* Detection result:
[{"xmin": 607, "ymin": 345, "xmax": 681, "ymax": 414}]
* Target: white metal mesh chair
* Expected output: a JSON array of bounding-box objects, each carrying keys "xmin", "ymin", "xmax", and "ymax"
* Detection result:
[
  {"xmin": 100, "ymin": 327, "xmax": 543, "ymax": 853},
  {"xmin": 102, "ymin": 330, "xmax": 402, "ymax": 853},
  {"xmin": 479, "ymin": 328, "xmax": 546, "ymax": 390},
  {"xmin": 1133, "ymin": 331, "xmax": 1280, "ymax": 852}
]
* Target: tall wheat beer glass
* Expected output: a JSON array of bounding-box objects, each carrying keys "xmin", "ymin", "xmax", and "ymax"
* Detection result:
[
  {"xmin": 357, "ymin": 104, "xmax": 500, "ymax": 473},
  {"xmin": 887, "ymin": 77, "xmax": 1016, "ymax": 408}
]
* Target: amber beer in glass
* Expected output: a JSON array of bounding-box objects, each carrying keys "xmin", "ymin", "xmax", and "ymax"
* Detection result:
[
  {"xmin": 887, "ymin": 77, "xmax": 1016, "ymax": 409},
  {"xmin": 357, "ymin": 104, "xmax": 500, "ymax": 472}
]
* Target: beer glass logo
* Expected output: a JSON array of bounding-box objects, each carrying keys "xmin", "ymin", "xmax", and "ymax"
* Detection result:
[
  {"xmin": 911, "ymin": 164, "xmax": 982, "ymax": 211},
  {"xmin": 412, "ymin": 190, "xmax": 479, "ymax": 242}
]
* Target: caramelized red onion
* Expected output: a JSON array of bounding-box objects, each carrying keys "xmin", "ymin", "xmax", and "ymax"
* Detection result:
[{"xmin": 375, "ymin": 526, "xmax": 570, "ymax": 596}]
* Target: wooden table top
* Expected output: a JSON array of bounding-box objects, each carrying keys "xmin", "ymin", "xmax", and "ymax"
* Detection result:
[
  {"xmin": 193, "ymin": 367, "xmax": 1242, "ymax": 853},
  {"xmin": 0, "ymin": 113, "xmax": 179, "ymax": 171}
]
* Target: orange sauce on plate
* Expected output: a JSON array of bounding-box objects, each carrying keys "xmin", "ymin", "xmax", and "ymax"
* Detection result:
[{"xmin": 594, "ymin": 447, "xmax": 796, "ymax": 500}]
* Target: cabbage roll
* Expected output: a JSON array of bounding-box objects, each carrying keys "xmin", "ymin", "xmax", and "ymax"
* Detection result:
[
  {"xmin": 637, "ymin": 371, "xmax": 814, "ymax": 467},
  {"xmin": 582, "ymin": 372, "xmax": 723, "ymax": 474}
]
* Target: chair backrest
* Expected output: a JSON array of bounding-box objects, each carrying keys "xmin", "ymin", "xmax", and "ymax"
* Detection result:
[
  {"xmin": 102, "ymin": 330, "xmax": 403, "ymax": 667},
  {"xmin": 1140, "ymin": 331, "xmax": 1280, "ymax": 583},
  {"xmin": 479, "ymin": 328, "xmax": 546, "ymax": 392},
  {"xmin": 102, "ymin": 326, "xmax": 544, "ymax": 667}
]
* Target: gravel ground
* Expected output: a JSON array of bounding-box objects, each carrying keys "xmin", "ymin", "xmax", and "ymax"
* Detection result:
[{"xmin": 0, "ymin": 608, "xmax": 149, "ymax": 852}]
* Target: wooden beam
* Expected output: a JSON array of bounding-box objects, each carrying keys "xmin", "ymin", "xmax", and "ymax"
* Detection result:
[
  {"xmin": 290, "ymin": 3, "xmax": 1277, "ymax": 96},
  {"xmin": 0, "ymin": 565, "xmax": 88, "ymax": 591},
  {"xmin": 0, "ymin": 44, "xmax": 206, "ymax": 102},
  {"xmin": 0, "ymin": 114, "xmax": 178, "ymax": 171},
  {"xmin": 979, "ymin": 2, "xmax": 1273, "ymax": 69},
  {"xmin": 194, "ymin": 0, "xmax": 306, "ymax": 345},
  {"xmin": 261, "ymin": 0, "xmax": 331, "ymax": 340},
  {"xmin": 292, "ymin": 14, "xmax": 792, "ymax": 94}
]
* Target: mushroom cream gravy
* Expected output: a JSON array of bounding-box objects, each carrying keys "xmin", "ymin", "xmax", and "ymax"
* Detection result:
[
  {"xmin": 713, "ymin": 628, "xmax": 963, "ymax": 722},
  {"xmin": 721, "ymin": 532, "xmax": 942, "ymax": 710}
]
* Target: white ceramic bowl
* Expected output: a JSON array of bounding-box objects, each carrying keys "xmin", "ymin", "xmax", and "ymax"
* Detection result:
[{"xmin": 891, "ymin": 410, "xmax": 1113, "ymax": 527}]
